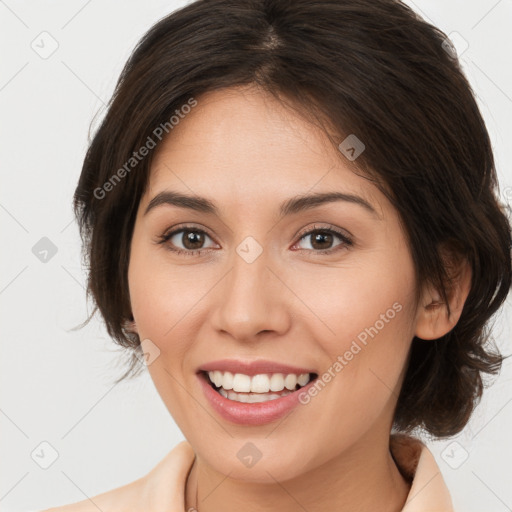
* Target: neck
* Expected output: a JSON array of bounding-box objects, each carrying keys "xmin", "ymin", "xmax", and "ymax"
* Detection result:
[{"xmin": 185, "ymin": 433, "xmax": 410, "ymax": 512}]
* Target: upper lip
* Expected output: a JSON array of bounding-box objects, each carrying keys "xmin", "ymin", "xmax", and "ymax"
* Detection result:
[{"xmin": 197, "ymin": 359, "xmax": 317, "ymax": 376}]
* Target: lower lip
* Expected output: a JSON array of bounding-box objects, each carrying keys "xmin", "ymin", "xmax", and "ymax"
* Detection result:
[{"xmin": 197, "ymin": 372, "xmax": 317, "ymax": 426}]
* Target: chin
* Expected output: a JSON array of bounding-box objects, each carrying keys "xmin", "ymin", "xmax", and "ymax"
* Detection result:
[{"xmin": 192, "ymin": 438, "xmax": 318, "ymax": 484}]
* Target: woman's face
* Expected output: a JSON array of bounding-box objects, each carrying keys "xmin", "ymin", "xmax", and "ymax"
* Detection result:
[{"xmin": 128, "ymin": 85, "xmax": 421, "ymax": 482}]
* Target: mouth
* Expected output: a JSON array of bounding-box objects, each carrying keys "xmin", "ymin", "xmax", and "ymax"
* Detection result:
[{"xmin": 200, "ymin": 370, "xmax": 319, "ymax": 404}]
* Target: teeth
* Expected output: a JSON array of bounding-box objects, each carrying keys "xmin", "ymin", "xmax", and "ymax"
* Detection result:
[
  {"xmin": 270, "ymin": 373, "xmax": 285, "ymax": 392},
  {"xmin": 251, "ymin": 373, "xmax": 270, "ymax": 393},
  {"xmin": 218, "ymin": 387, "xmax": 293, "ymax": 403},
  {"xmin": 212, "ymin": 370, "xmax": 223, "ymax": 388},
  {"xmin": 233, "ymin": 373, "xmax": 251, "ymax": 392},
  {"xmin": 297, "ymin": 373, "xmax": 310, "ymax": 386},
  {"xmin": 221, "ymin": 371, "xmax": 234, "ymax": 390},
  {"xmin": 207, "ymin": 371, "xmax": 311, "ymax": 393},
  {"xmin": 284, "ymin": 374, "xmax": 297, "ymax": 390}
]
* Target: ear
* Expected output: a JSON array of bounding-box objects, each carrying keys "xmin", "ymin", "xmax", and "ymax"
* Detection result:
[{"xmin": 414, "ymin": 248, "xmax": 472, "ymax": 341}]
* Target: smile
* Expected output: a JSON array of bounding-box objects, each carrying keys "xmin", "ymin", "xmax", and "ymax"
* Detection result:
[
  {"xmin": 196, "ymin": 359, "xmax": 320, "ymax": 424},
  {"xmin": 204, "ymin": 370, "xmax": 317, "ymax": 403}
]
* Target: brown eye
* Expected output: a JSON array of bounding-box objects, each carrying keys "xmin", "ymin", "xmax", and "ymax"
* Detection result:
[
  {"xmin": 293, "ymin": 226, "xmax": 353, "ymax": 255},
  {"xmin": 180, "ymin": 230, "xmax": 206, "ymax": 250},
  {"xmin": 309, "ymin": 231, "xmax": 335, "ymax": 250},
  {"xmin": 157, "ymin": 226, "xmax": 217, "ymax": 256}
]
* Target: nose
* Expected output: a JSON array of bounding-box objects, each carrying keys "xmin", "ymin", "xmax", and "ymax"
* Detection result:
[{"xmin": 210, "ymin": 244, "xmax": 292, "ymax": 343}]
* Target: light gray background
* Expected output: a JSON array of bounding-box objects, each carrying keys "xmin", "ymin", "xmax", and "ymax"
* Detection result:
[{"xmin": 1, "ymin": 1, "xmax": 511, "ymax": 511}]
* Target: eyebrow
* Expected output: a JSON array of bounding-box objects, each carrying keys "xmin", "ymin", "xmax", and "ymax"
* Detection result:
[{"xmin": 144, "ymin": 190, "xmax": 381, "ymax": 219}]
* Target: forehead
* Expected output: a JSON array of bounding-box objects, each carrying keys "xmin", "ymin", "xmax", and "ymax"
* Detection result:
[{"xmin": 144, "ymin": 86, "xmax": 385, "ymax": 218}]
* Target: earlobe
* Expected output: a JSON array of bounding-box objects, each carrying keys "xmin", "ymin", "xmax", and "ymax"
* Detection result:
[
  {"xmin": 414, "ymin": 294, "xmax": 446, "ymax": 340},
  {"xmin": 414, "ymin": 253, "xmax": 472, "ymax": 341}
]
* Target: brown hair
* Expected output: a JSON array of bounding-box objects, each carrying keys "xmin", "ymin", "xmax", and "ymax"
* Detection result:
[{"xmin": 73, "ymin": 0, "xmax": 511, "ymax": 437}]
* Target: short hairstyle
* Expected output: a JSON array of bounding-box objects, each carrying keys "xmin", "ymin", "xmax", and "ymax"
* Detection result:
[{"xmin": 73, "ymin": 0, "xmax": 512, "ymax": 437}]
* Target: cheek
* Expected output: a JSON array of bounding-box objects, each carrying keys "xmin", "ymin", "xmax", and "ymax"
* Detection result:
[
  {"xmin": 288, "ymin": 253, "xmax": 414, "ymax": 350},
  {"xmin": 128, "ymin": 234, "xmax": 199, "ymax": 339},
  {"xmin": 127, "ymin": 237, "xmax": 193, "ymax": 377},
  {"xmin": 128, "ymin": 242, "xmax": 200, "ymax": 428},
  {"xmin": 292, "ymin": 278, "xmax": 414, "ymax": 456},
  {"xmin": 293, "ymin": 240, "xmax": 416, "ymax": 403}
]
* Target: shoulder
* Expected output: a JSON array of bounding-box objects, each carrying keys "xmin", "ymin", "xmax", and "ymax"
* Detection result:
[
  {"xmin": 390, "ymin": 434, "xmax": 454, "ymax": 512},
  {"xmin": 41, "ymin": 441, "xmax": 195, "ymax": 512}
]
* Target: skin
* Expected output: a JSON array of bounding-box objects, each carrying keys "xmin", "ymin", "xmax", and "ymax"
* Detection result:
[{"xmin": 49, "ymin": 84, "xmax": 471, "ymax": 512}]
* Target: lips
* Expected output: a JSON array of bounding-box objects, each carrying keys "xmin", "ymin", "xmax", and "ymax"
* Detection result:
[
  {"xmin": 196, "ymin": 369, "xmax": 320, "ymax": 425},
  {"xmin": 197, "ymin": 359, "xmax": 317, "ymax": 376},
  {"xmin": 195, "ymin": 359, "xmax": 320, "ymax": 424}
]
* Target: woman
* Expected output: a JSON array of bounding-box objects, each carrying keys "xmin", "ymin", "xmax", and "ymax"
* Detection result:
[{"xmin": 43, "ymin": 0, "xmax": 511, "ymax": 510}]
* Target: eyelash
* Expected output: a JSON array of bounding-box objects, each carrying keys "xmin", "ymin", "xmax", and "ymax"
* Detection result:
[{"xmin": 155, "ymin": 223, "xmax": 354, "ymax": 257}]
